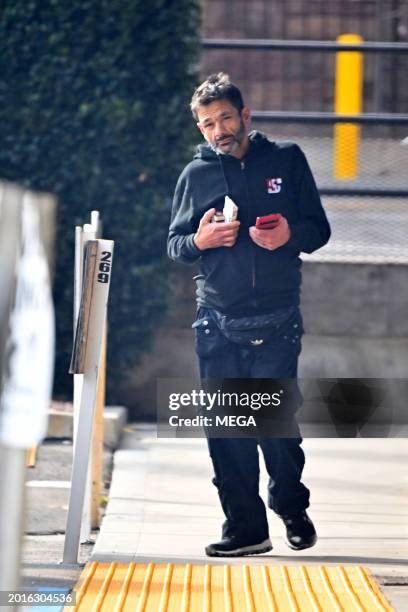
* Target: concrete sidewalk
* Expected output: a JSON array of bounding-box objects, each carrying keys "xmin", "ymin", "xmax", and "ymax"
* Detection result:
[{"xmin": 92, "ymin": 424, "xmax": 408, "ymax": 608}]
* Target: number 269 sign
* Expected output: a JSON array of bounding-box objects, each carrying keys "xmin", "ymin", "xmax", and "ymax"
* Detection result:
[{"xmin": 97, "ymin": 250, "xmax": 112, "ymax": 284}]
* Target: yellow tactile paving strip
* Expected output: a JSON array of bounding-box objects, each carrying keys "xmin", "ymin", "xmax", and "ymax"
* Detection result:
[{"xmin": 66, "ymin": 562, "xmax": 394, "ymax": 611}]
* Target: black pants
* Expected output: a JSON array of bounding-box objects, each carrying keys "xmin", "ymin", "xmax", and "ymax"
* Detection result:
[{"xmin": 194, "ymin": 307, "xmax": 310, "ymax": 543}]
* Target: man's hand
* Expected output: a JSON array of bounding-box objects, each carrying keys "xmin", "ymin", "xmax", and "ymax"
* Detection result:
[
  {"xmin": 249, "ymin": 215, "xmax": 291, "ymax": 251},
  {"xmin": 194, "ymin": 208, "xmax": 240, "ymax": 250}
]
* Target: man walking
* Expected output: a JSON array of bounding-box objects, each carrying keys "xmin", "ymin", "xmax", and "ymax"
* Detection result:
[{"xmin": 167, "ymin": 73, "xmax": 331, "ymax": 557}]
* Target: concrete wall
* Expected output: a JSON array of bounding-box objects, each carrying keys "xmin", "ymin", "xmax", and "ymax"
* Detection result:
[
  {"xmin": 300, "ymin": 262, "xmax": 408, "ymax": 379},
  {"xmin": 122, "ymin": 261, "xmax": 408, "ymax": 417}
]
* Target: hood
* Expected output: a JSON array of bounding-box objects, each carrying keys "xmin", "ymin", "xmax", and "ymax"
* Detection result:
[{"xmin": 193, "ymin": 130, "xmax": 272, "ymax": 161}]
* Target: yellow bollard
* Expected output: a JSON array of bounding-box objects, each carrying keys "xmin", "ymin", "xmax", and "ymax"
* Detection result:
[{"xmin": 334, "ymin": 34, "xmax": 363, "ymax": 180}]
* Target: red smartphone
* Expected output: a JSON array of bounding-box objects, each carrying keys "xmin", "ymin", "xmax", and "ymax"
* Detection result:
[{"xmin": 255, "ymin": 213, "xmax": 281, "ymax": 230}]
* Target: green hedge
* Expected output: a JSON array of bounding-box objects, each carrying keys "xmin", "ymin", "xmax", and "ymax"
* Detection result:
[{"xmin": 0, "ymin": 0, "xmax": 200, "ymax": 402}]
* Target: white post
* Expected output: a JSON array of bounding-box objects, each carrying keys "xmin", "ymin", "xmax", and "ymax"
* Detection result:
[
  {"xmin": 0, "ymin": 186, "xmax": 55, "ymax": 601},
  {"xmin": 73, "ymin": 225, "xmax": 84, "ymax": 479},
  {"xmin": 0, "ymin": 183, "xmax": 23, "ymax": 606},
  {"xmin": 73, "ymin": 212, "xmax": 100, "ymax": 543},
  {"xmin": 64, "ymin": 239, "xmax": 114, "ymax": 564}
]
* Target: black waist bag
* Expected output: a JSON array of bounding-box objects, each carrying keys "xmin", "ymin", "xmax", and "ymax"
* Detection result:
[{"xmin": 210, "ymin": 307, "xmax": 299, "ymax": 347}]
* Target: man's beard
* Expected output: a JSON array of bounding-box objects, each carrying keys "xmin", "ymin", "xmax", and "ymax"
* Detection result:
[{"xmin": 209, "ymin": 119, "xmax": 246, "ymax": 155}]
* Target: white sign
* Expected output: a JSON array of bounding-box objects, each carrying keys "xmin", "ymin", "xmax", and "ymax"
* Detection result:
[{"xmin": 0, "ymin": 194, "xmax": 55, "ymax": 448}]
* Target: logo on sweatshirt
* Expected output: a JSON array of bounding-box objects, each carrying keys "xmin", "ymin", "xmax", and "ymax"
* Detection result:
[{"xmin": 266, "ymin": 177, "xmax": 282, "ymax": 194}]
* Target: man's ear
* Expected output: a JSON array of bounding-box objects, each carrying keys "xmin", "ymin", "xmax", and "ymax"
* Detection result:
[{"xmin": 241, "ymin": 106, "xmax": 251, "ymax": 127}]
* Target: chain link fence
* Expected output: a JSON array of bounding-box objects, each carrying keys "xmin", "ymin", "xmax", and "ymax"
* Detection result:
[
  {"xmin": 250, "ymin": 118, "xmax": 408, "ymax": 264},
  {"xmin": 200, "ymin": 9, "xmax": 408, "ymax": 265}
]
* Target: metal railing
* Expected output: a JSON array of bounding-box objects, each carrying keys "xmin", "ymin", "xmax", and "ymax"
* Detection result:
[
  {"xmin": 250, "ymin": 111, "xmax": 408, "ymax": 124},
  {"xmin": 201, "ymin": 35, "xmax": 408, "ymax": 113},
  {"xmin": 202, "ymin": 38, "xmax": 408, "ymax": 53}
]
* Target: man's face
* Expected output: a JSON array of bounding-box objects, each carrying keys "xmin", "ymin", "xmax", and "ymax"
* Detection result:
[{"xmin": 196, "ymin": 99, "xmax": 250, "ymax": 158}]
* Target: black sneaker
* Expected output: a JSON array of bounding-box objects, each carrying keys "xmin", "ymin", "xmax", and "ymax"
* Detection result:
[
  {"xmin": 280, "ymin": 510, "xmax": 317, "ymax": 550},
  {"xmin": 205, "ymin": 537, "xmax": 272, "ymax": 557}
]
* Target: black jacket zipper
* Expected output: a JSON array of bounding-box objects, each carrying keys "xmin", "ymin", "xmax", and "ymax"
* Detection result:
[{"xmin": 240, "ymin": 159, "xmax": 257, "ymax": 309}]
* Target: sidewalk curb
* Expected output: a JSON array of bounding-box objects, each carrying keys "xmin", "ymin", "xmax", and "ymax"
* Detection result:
[{"xmin": 46, "ymin": 406, "xmax": 127, "ymax": 450}]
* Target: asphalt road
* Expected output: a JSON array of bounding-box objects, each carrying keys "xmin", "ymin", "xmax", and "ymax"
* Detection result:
[{"xmin": 21, "ymin": 440, "xmax": 113, "ymax": 590}]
